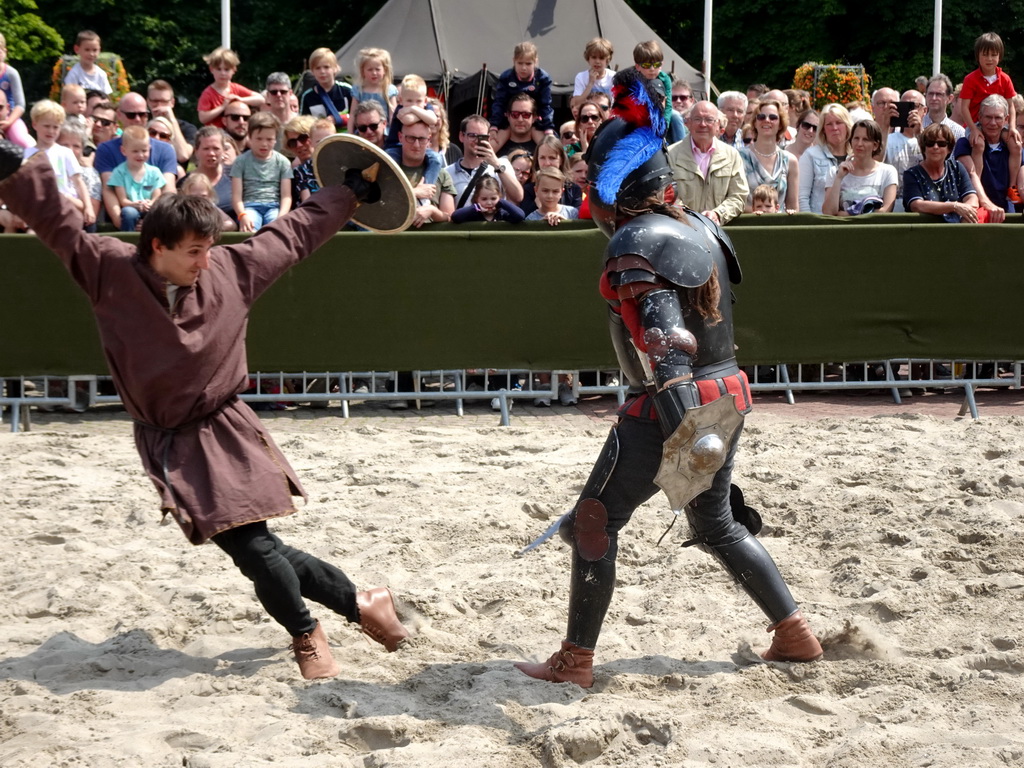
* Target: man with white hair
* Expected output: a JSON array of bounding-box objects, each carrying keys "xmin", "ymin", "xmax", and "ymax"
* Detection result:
[
  {"xmin": 716, "ymin": 91, "xmax": 747, "ymax": 148},
  {"xmin": 953, "ymin": 93, "xmax": 1019, "ymax": 222},
  {"xmin": 668, "ymin": 100, "xmax": 748, "ymax": 224}
]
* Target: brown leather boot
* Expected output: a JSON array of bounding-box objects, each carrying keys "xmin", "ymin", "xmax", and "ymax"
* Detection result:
[
  {"xmin": 291, "ymin": 620, "xmax": 340, "ymax": 679},
  {"xmin": 762, "ymin": 610, "xmax": 823, "ymax": 662},
  {"xmin": 356, "ymin": 587, "xmax": 410, "ymax": 652},
  {"xmin": 514, "ymin": 640, "xmax": 595, "ymax": 688}
]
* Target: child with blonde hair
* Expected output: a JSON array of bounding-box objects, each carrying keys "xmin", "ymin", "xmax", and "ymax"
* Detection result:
[
  {"xmin": 571, "ymin": 37, "xmax": 616, "ymax": 110},
  {"xmin": 299, "ymin": 48, "xmax": 353, "ymax": 130},
  {"xmin": 181, "ymin": 172, "xmax": 236, "ymax": 229},
  {"xmin": 383, "ymin": 74, "xmax": 443, "ymax": 185},
  {"xmin": 198, "ymin": 46, "xmax": 265, "ymax": 128},
  {"xmin": 25, "ymin": 100, "xmax": 94, "ymax": 227},
  {"xmin": 107, "ymin": 124, "xmax": 166, "ymax": 231},
  {"xmin": 525, "ymin": 166, "xmax": 578, "ymax": 225},
  {"xmin": 0, "ymin": 32, "xmax": 36, "ymax": 148},
  {"xmin": 350, "ymin": 48, "xmax": 397, "ymax": 124}
]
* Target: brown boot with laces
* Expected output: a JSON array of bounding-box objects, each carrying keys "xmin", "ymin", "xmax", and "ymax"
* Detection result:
[
  {"xmin": 762, "ymin": 610, "xmax": 823, "ymax": 662},
  {"xmin": 291, "ymin": 620, "xmax": 340, "ymax": 679},
  {"xmin": 356, "ymin": 587, "xmax": 410, "ymax": 652},
  {"xmin": 514, "ymin": 640, "xmax": 595, "ymax": 688}
]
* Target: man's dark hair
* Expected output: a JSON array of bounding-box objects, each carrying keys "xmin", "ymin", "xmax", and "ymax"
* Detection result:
[
  {"xmin": 459, "ymin": 113, "xmax": 488, "ymax": 133},
  {"xmin": 139, "ymin": 195, "xmax": 223, "ymax": 262}
]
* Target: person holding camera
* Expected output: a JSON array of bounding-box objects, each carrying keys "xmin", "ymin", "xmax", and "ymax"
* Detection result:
[
  {"xmin": 444, "ymin": 113, "xmax": 523, "ymax": 207},
  {"xmin": 879, "ymin": 89, "xmax": 927, "ymax": 210}
]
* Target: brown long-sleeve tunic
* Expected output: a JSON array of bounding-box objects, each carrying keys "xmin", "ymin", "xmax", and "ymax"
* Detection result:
[{"xmin": 1, "ymin": 155, "xmax": 359, "ymax": 544}]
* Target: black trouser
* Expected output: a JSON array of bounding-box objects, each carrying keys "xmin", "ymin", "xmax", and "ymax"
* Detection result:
[
  {"xmin": 565, "ymin": 415, "xmax": 797, "ymax": 649},
  {"xmin": 212, "ymin": 521, "xmax": 358, "ymax": 637}
]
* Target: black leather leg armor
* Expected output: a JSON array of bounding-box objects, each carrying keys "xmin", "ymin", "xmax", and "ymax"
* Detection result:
[{"xmin": 685, "ymin": 431, "xmax": 798, "ymax": 625}]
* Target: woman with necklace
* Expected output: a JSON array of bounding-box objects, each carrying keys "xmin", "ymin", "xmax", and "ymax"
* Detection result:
[
  {"xmin": 822, "ymin": 119, "xmax": 898, "ymax": 216},
  {"xmin": 740, "ymin": 99, "xmax": 800, "ymax": 212},
  {"xmin": 798, "ymin": 103, "xmax": 853, "ymax": 213},
  {"xmin": 903, "ymin": 122, "xmax": 980, "ymax": 222}
]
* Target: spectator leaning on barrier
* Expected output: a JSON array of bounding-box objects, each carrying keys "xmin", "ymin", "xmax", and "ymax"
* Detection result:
[
  {"xmin": 953, "ymin": 94, "xmax": 1020, "ymax": 223},
  {"xmin": 667, "ymin": 100, "xmax": 748, "ymax": 224},
  {"xmin": 398, "ymin": 115, "xmax": 455, "ymax": 227},
  {"xmin": 903, "ymin": 121, "xmax": 980, "ymax": 222},
  {"xmin": 822, "ymin": 119, "xmax": 898, "ymax": 216}
]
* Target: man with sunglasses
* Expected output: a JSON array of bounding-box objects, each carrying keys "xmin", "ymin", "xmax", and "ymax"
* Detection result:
[
  {"xmin": 222, "ymin": 102, "xmax": 252, "ymax": 156},
  {"xmin": 94, "ymin": 92, "xmax": 178, "ymax": 222},
  {"xmin": 147, "ymin": 79, "xmax": 197, "ymax": 166},
  {"xmin": 498, "ymin": 94, "xmax": 539, "ymax": 159},
  {"xmin": 351, "ymin": 102, "xmax": 386, "ymax": 148},
  {"xmin": 264, "ymin": 72, "xmax": 298, "ymax": 128},
  {"xmin": 445, "ymin": 114, "xmax": 523, "ymax": 205}
]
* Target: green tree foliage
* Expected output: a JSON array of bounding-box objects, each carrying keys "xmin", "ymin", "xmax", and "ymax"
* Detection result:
[
  {"xmin": 16, "ymin": 0, "xmax": 386, "ymax": 117},
  {"xmin": 0, "ymin": 0, "xmax": 63, "ymax": 63},
  {"xmin": 630, "ymin": 0, "xmax": 1024, "ymax": 95}
]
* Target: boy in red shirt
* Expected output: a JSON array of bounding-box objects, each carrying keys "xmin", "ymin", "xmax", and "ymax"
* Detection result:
[{"xmin": 959, "ymin": 32, "xmax": 1017, "ymax": 144}]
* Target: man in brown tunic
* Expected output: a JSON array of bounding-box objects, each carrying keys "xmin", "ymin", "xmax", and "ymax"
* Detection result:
[{"xmin": 0, "ymin": 139, "xmax": 410, "ymax": 680}]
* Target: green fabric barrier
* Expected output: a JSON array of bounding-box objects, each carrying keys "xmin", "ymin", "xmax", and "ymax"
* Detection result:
[{"xmin": 3, "ymin": 222, "xmax": 1023, "ymax": 375}]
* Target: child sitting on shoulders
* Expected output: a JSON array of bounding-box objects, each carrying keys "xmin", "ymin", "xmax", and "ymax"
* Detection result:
[
  {"xmin": 299, "ymin": 48, "xmax": 353, "ymax": 131},
  {"xmin": 491, "ymin": 42, "xmax": 554, "ymax": 151},
  {"xmin": 751, "ymin": 183, "xmax": 781, "ymax": 214},
  {"xmin": 106, "ymin": 124, "xmax": 166, "ymax": 231},
  {"xmin": 450, "ymin": 176, "xmax": 525, "ymax": 223},
  {"xmin": 633, "ymin": 40, "xmax": 685, "ymax": 144},
  {"xmin": 959, "ymin": 32, "xmax": 1017, "ymax": 144},
  {"xmin": 231, "ymin": 111, "xmax": 293, "ymax": 231},
  {"xmin": 525, "ymin": 167, "xmax": 578, "ymax": 226},
  {"xmin": 25, "ymin": 99, "xmax": 94, "ymax": 228},
  {"xmin": 383, "ymin": 76, "xmax": 443, "ymax": 185},
  {"xmin": 350, "ymin": 47, "xmax": 398, "ymax": 126},
  {"xmin": 198, "ymin": 46, "xmax": 265, "ymax": 128}
]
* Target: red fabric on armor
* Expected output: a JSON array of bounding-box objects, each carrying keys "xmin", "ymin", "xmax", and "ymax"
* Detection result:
[{"xmin": 696, "ymin": 371, "xmax": 752, "ymax": 413}]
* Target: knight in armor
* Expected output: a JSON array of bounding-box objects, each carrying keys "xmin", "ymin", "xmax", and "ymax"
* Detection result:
[{"xmin": 514, "ymin": 71, "xmax": 822, "ymax": 689}]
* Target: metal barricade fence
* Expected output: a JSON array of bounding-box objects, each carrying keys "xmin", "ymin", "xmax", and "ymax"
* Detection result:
[{"xmin": 3, "ymin": 361, "xmax": 1021, "ymax": 432}]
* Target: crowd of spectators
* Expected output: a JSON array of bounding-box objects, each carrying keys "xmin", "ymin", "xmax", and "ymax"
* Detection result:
[{"xmin": 1, "ymin": 27, "xmax": 1020, "ymax": 237}]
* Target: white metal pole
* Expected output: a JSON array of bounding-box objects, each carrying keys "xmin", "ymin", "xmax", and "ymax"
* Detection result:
[
  {"xmin": 933, "ymin": 0, "xmax": 942, "ymax": 75},
  {"xmin": 221, "ymin": 0, "xmax": 231, "ymax": 49},
  {"xmin": 703, "ymin": 0, "xmax": 713, "ymax": 96}
]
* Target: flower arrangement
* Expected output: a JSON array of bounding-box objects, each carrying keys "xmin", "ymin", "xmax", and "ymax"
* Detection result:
[
  {"xmin": 49, "ymin": 53, "xmax": 131, "ymax": 104},
  {"xmin": 793, "ymin": 63, "xmax": 870, "ymax": 110}
]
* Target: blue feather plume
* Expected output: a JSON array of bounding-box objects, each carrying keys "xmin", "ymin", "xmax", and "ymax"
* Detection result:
[{"xmin": 596, "ymin": 125, "xmax": 663, "ymax": 205}]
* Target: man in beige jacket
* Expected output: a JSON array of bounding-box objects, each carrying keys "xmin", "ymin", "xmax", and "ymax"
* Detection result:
[{"xmin": 667, "ymin": 100, "xmax": 748, "ymax": 224}]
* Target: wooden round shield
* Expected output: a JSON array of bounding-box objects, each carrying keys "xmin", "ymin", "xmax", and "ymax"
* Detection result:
[{"xmin": 313, "ymin": 134, "xmax": 416, "ymax": 233}]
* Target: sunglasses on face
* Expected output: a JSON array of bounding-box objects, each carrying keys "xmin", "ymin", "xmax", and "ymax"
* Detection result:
[
  {"xmin": 224, "ymin": 113, "xmax": 250, "ymax": 121},
  {"xmin": 149, "ymin": 129, "xmax": 171, "ymax": 140},
  {"xmin": 672, "ymin": 94, "xmax": 692, "ymax": 103},
  {"xmin": 286, "ymin": 133, "xmax": 311, "ymax": 149},
  {"xmin": 354, "ymin": 121, "xmax": 381, "ymax": 133},
  {"xmin": 121, "ymin": 111, "xmax": 150, "ymax": 120},
  {"xmin": 93, "ymin": 117, "xmax": 115, "ymax": 127},
  {"xmin": 267, "ymin": 89, "xmax": 290, "ymax": 96},
  {"xmin": 560, "ymin": 131, "xmax": 577, "ymax": 140},
  {"xmin": 923, "ymin": 140, "xmax": 949, "ymax": 148},
  {"xmin": 743, "ymin": 137, "xmax": 753, "ymax": 144},
  {"xmin": 508, "ymin": 110, "xmax": 535, "ymax": 120},
  {"xmin": 638, "ymin": 61, "xmax": 662, "ymax": 70},
  {"xmin": 756, "ymin": 113, "xmax": 780, "ymax": 122},
  {"xmin": 799, "ymin": 121, "xmax": 819, "ymax": 132},
  {"xmin": 578, "ymin": 114, "xmax": 600, "ymax": 123}
]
